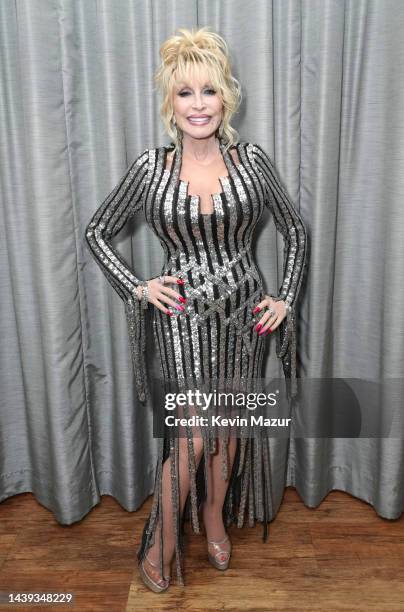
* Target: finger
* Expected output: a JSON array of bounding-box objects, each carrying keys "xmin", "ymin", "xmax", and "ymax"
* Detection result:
[
  {"xmin": 266, "ymin": 319, "xmax": 280, "ymax": 333},
  {"xmin": 159, "ymin": 285, "xmax": 187, "ymax": 302},
  {"xmin": 254, "ymin": 312, "xmax": 270, "ymax": 332},
  {"xmin": 252, "ymin": 300, "xmax": 267, "ymax": 314},
  {"xmin": 252, "ymin": 296, "xmax": 275, "ymax": 314},
  {"xmin": 263, "ymin": 311, "xmax": 288, "ymax": 334},
  {"xmin": 158, "ymin": 294, "xmax": 186, "ymax": 312},
  {"xmin": 254, "ymin": 305, "xmax": 278, "ymax": 326},
  {"xmin": 255, "ymin": 311, "xmax": 279, "ymax": 334},
  {"xmin": 161, "ymin": 275, "xmax": 187, "ymax": 286},
  {"xmin": 264, "ymin": 318, "xmax": 283, "ymax": 334},
  {"xmin": 154, "ymin": 297, "xmax": 176, "ymax": 315}
]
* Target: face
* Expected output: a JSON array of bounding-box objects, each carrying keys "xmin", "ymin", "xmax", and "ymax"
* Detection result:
[{"xmin": 171, "ymin": 69, "xmax": 223, "ymax": 142}]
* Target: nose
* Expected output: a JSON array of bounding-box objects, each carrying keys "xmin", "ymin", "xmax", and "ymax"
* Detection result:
[{"xmin": 192, "ymin": 91, "xmax": 206, "ymax": 109}]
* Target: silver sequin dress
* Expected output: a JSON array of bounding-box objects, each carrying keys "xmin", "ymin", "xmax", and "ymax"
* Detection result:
[{"xmin": 85, "ymin": 135, "xmax": 307, "ymax": 584}]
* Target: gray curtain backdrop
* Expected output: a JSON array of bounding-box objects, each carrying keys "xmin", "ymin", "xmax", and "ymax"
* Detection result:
[{"xmin": 1, "ymin": 0, "xmax": 403, "ymax": 524}]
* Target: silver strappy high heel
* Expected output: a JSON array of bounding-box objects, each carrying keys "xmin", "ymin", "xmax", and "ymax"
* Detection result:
[
  {"xmin": 207, "ymin": 534, "xmax": 232, "ymax": 571},
  {"xmin": 138, "ymin": 553, "xmax": 170, "ymax": 593}
]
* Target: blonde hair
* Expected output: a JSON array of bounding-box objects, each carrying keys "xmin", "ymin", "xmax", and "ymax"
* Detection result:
[{"xmin": 154, "ymin": 26, "xmax": 242, "ymax": 153}]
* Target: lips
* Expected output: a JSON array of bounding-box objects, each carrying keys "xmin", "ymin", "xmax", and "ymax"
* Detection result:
[{"xmin": 188, "ymin": 116, "xmax": 211, "ymax": 124}]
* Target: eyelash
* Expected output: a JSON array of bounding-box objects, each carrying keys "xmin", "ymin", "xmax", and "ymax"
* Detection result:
[{"xmin": 178, "ymin": 89, "xmax": 216, "ymax": 97}]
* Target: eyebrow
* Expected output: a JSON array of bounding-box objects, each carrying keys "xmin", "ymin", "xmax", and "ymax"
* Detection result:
[{"xmin": 177, "ymin": 82, "xmax": 212, "ymax": 89}]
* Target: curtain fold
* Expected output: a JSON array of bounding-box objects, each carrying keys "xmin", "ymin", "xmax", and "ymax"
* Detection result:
[{"xmin": 0, "ymin": 0, "xmax": 403, "ymax": 524}]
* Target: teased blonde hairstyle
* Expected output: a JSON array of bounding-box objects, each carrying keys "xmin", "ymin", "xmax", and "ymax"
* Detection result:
[{"xmin": 154, "ymin": 26, "xmax": 242, "ymax": 153}]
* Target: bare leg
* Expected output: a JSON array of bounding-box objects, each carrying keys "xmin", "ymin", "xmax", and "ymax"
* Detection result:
[
  {"xmin": 203, "ymin": 437, "xmax": 238, "ymax": 559},
  {"xmin": 143, "ymin": 425, "xmax": 204, "ymax": 583}
]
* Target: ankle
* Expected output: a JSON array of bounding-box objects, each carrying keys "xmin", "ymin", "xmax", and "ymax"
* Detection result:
[
  {"xmin": 146, "ymin": 541, "xmax": 174, "ymax": 569},
  {"xmin": 202, "ymin": 504, "xmax": 226, "ymax": 541},
  {"xmin": 144, "ymin": 554, "xmax": 171, "ymax": 582},
  {"xmin": 202, "ymin": 501, "xmax": 222, "ymax": 518}
]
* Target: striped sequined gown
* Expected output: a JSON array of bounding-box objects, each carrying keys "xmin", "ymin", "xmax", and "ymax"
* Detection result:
[{"xmin": 85, "ymin": 136, "xmax": 307, "ymax": 584}]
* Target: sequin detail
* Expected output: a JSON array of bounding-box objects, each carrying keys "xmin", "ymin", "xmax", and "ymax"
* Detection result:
[
  {"xmin": 85, "ymin": 149, "xmax": 151, "ymax": 402},
  {"xmin": 84, "ymin": 136, "xmax": 307, "ymax": 585}
]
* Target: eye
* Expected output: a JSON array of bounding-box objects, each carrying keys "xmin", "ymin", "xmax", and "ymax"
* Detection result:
[{"xmin": 178, "ymin": 88, "xmax": 217, "ymax": 97}]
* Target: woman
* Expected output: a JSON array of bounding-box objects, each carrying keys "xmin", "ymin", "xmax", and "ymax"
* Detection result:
[{"xmin": 85, "ymin": 27, "xmax": 307, "ymax": 592}]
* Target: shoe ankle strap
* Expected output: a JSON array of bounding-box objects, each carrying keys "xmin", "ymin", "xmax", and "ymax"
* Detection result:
[
  {"xmin": 144, "ymin": 553, "xmax": 170, "ymax": 580},
  {"xmin": 144, "ymin": 554, "xmax": 170, "ymax": 582},
  {"xmin": 145, "ymin": 553, "xmax": 159, "ymax": 568},
  {"xmin": 208, "ymin": 534, "xmax": 229, "ymax": 546}
]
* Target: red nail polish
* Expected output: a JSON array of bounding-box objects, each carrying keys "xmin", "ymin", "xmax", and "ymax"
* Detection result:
[
  {"xmin": 253, "ymin": 306, "xmax": 261, "ymax": 314},
  {"xmin": 176, "ymin": 279, "xmax": 185, "ymax": 284},
  {"xmin": 255, "ymin": 323, "xmax": 262, "ymax": 332},
  {"xmin": 258, "ymin": 328, "xmax": 266, "ymax": 335},
  {"xmin": 167, "ymin": 310, "xmax": 173, "ymax": 316},
  {"xmin": 178, "ymin": 296, "xmax": 187, "ymax": 303}
]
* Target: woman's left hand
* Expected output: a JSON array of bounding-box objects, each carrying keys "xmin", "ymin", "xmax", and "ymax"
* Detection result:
[{"xmin": 252, "ymin": 295, "xmax": 287, "ymax": 335}]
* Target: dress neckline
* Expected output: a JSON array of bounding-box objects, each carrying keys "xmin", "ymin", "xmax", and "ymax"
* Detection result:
[{"xmin": 162, "ymin": 136, "xmax": 237, "ymax": 217}]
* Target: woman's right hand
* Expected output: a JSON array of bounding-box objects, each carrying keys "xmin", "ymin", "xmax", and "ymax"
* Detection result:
[{"xmin": 135, "ymin": 277, "xmax": 186, "ymax": 315}]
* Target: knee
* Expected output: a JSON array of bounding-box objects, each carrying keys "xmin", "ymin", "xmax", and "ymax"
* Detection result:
[
  {"xmin": 192, "ymin": 435, "xmax": 204, "ymax": 457},
  {"xmin": 178, "ymin": 434, "xmax": 204, "ymax": 460}
]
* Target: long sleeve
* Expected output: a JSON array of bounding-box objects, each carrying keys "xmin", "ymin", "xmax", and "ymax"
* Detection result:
[
  {"xmin": 252, "ymin": 143, "xmax": 308, "ymax": 400},
  {"xmin": 84, "ymin": 148, "xmax": 151, "ymax": 402}
]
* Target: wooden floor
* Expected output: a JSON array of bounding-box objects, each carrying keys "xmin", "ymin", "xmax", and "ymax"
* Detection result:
[{"xmin": 0, "ymin": 488, "xmax": 403, "ymax": 611}]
